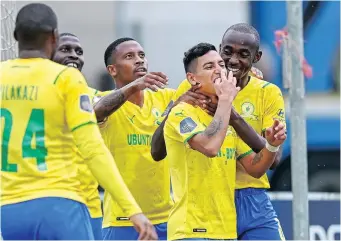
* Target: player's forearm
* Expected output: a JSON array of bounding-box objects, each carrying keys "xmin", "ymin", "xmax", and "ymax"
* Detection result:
[
  {"xmin": 241, "ymin": 148, "xmax": 277, "ymax": 178},
  {"xmin": 189, "ymin": 98, "xmax": 233, "ymax": 157},
  {"xmin": 73, "ymin": 124, "xmax": 142, "ymax": 217},
  {"xmin": 230, "ymin": 109, "xmax": 266, "ymax": 153},
  {"xmin": 151, "ymin": 118, "xmax": 168, "ymax": 161},
  {"xmin": 151, "ymin": 100, "xmax": 180, "ymax": 161},
  {"xmin": 94, "ymin": 82, "xmax": 138, "ymax": 122}
]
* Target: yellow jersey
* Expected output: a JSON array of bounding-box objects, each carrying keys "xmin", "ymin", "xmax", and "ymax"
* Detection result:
[
  {"xmin": 0, "ymin": 58, "xmax": 97, "ymax": 206},
  {"xmin": 76, "ymin": 86, "xmax": 102, "ymax": 217},
  {"xmin": 164, "ymin": 102, "xmax": 252, "ymax": 240},
  {"xmin": 73, "ymin": 87, "xmax": 111, "ymax": 219},
  {"xmin": 100, "ymin": 88, "xmax": 175, "ymax": 227},
  {"xmin": 233, "ymin": 76, "xmax": 286, "ymax": 189},
  {"xmin": 171, "ymin": 76, "xmax": 285, "ymax": 189}
]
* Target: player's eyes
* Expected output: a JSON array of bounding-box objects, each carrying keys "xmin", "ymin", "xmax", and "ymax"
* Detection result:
[
  {"xmin": 139, "ymin": 53, "xmax": 145, "ymax": 58},
  {"xmin": 240, "ymin": 52, "xmax": 250, "ymax": 58},
  {"xmin": 60, "ymin": 48, "xmax": 68, "ymax": 52},
  {"xmin": 125, "ymin": 54, "xmax": 133, "ymax": 59},
  {"xmin": 76, "ymin": 50, "xmax": 83, "ymax": 55}
]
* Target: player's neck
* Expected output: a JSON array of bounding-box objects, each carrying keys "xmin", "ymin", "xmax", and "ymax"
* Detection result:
[
  {"xmin": 19, "ymin": 50, "xmax": 49, "ymax": 59},
  {"xmin": 116, "ymin": 80, "xmax": 144, "ymax": 108},
  {"xmin": 237, "ymin": 75, "xmax": 250, "ymax": 90},
  {"xmin": 128, "ymin": 90, "xmax": 144, "ymax": 108}
]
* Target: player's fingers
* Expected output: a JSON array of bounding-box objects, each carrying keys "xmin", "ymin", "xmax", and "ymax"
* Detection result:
[
  {"xmin": 226, "ymin": 70, "xmax": 233, "ymax": 82},
  {"xmin": 219, "ymin": 69, "xmax": 227, "ymax": 82},
  {"xmin": 152, "ymin": 80, "xmax": 166, "ymax": 89},
  {"xmin": 236, "ymin": 86, "xmax": 241, "ymax": 92},
  {"xmin": 137, "ymin": 224, "xmax": 148, "ymax": 240},
  {"xmin": 145, "ymin": 83, "xmax": 159, "ymax": 92},
  {"xmin": 150, "ymin": 71, "xmax": 168, "ymax": 80},
  {"xmin": 150, "ymin": 225, "xmax": 158, "ymax": 240},
  {"xmin": 265, "ymin": 127, "xmax": 272, "ymax": 137},
  {"xmin": 275, "ymin": 124, "xmax": 285, "ymax": 133},
  {"xmin": 148, "ymin": 74, "xmax": 168, "ymax": 85},
  {"xmin": 274, "ymin": 129, "xmax": 286, "ymax": 139},
  {"xmin": 272, "ymin": 119, "xmax": 280, "ymax": 130},
  {"xmin": 206, "ymin": 105, "xmax": 216, "ymax": 115}
]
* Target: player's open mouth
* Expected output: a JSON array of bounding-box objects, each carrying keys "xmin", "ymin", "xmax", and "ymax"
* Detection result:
[
  {"xmin": 135, "ymin": 67, "xmax": 147, "ymax": 73},
  {"xmin": 66, "ymin": 62, "xmax": 79, "ymax": 69},
  {"xmin": 227, "ymin": 67, "xmax": 240, "ymax": 73}
]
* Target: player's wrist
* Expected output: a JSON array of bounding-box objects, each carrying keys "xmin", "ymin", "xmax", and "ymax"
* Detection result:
[{"xmin": 265, "ymin": 141, "xmax": 280, "ymax": 152}]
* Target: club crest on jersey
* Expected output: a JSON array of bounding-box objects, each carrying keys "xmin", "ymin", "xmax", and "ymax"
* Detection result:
[
  {"xmin": 240, "ymin": 102, "xmax": 258, "ymax": 120},
  {"xmin": 152, "ymin": 108, "xmax": 162, "ymax": 125},
  {"xmin": 80, "ymin": 94, "xmax": 93, "ymax": 113},
  {"xmin": 226, "ymin": 126, "xmax": 233, "ymax": 136},
  {"xmin": 180, "ymin": 117, "xmax": 197, "ymax": 134}
]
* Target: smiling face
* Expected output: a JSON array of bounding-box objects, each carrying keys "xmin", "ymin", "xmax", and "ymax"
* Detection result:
[
  {"xmin": 53, "ymin": 35, "xmax": 84, "ymax": 71},
  {"xmin": 220, "ymin": 30, "xmax": 262, "ymax": 83},
  {"xmin": 186, "ymin": 50, "xmax": 226, "ymax": 96},
  {"xmin": 106, "ymin": 40, "xmax": 148, "ymax": 85}
]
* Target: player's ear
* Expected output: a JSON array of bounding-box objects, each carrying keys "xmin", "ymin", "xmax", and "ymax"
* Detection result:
[
  {"xmin": 219, "ymin": 44, "xmax": 222, "ymax": 53},
  {"xmin": 107, "ymin": 65, "xmax": 117, "ymax": 77},
  {"xmin": 51, "ymin": 29, "xmax": 59, "ymax": 45},
  {"xmin": 186, "ymin": 72, "xmax": 198, "ymax": 87},
  {"xmin": 253, "ymin": 50, "xmax": 262, "ymax": 64}
]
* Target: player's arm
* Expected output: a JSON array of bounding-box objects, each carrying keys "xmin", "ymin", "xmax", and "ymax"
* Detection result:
[
  {"xmin": 60, "ymin": 68, "xmax": 157, "ymax": 240},
  {"xmin": 188, "ymin": 70, "xmax": 239, "ymax": 157},
  {"xmin": 261, "ymin": 84, "xmax": 287, "ymax": 169},
  {"xmin": 230, "ymin": 108, "xmax": 266, "ymax": 153},
  {"xmin": 238, "ymin": 120, "xmax": 286, "ymax": 178},
  {"xmin": 151, "ymin": 84, "xmax": 208, "ymax": 161},
  {"xmin": 94, "ymin": 72, "xmax": 168, "ymax": 122}
]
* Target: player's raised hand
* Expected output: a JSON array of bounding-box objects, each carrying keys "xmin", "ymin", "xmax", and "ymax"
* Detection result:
[
  {"xmin": 250, "ymin": 66, "xmax": 264, "ymax": 79},
  {"xmin": 130, "ymin": 213, "xmax": 158, "ymax": 240},
  {"xmin": 265, "ymin": 119, "xmax": 287, "ymax": 147},
  {"xmin": 134, "ymin": 72, "xmax": 168, "ymax": 92},
  {"xmin": 214, "ymin": 69, "xmax": 240, "ymax": 100}
]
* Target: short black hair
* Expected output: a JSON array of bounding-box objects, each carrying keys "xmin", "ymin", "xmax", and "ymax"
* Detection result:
[
  {"xmin": 183, "ymin": 42, "xmax": 217, "ymax": 73},
  {"xmin": 104, "ymin": 37, "xmax": 135, "ymax": 67},
  {"xmin": 14, "ymin": 3, "xmax": 57, "ymax": 46},
  {"xmin": 222, "ymin": 23, "xmax": 260, "ymax": 49},
  {"xmin": 59, "ymin": 32, "xmax": 78, "ymax": 38}
]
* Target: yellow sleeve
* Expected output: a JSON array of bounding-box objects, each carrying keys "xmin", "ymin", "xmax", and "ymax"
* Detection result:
[
  {"xmin": 236, "ymin": 137, "xmax": 254, "ymax": 161},
  {"xmin": 166, "ymin": 103, "xmax": 206, "ymax": 143},
  {"xmin": 72, "ymin": 123, "xmax": 142, "ymax": 217},
  {"xmin": 171, "ymin": 79, "xmax": 191, "ymax": 102},
  {"xmin": 161, "ymin": 88, "xmax": 176, "ymax": 104},
  {"xmin": 262, "ymin": 84, "xmax": 286, "ymax": 131},
  {"xmin": 156, "ymin": 81, "xmax": 190, "ymax": 125},
  {"xmin": 57, "ymin": 68, "xmax": 97, "ymax": 131}
]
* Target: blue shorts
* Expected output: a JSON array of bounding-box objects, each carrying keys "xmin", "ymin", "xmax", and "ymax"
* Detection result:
[
  {"xmin": 1, "ymin": 197, "xmax": 94, "ymax": 240},
  {"xmin": 235, "ymin": 188, "xmax": 285, "ymax": 240},
  {"xmin": 102, "ymin": 222, "xmax": 167, "ymax": 240},
  {"xmin": 91, "ymin": 217, "xmax": 103, "ymax": 240}
]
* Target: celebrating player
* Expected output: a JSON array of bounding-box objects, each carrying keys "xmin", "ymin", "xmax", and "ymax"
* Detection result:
[
  {"xmin": 221, "ymin": 23, "xmax": 286, "ymax": 240},
  {"xmin": 163, "ymin": 43, "xmax": 286, "ymax": 240},
  {"xmin": 52, "ymin": 32, "xmax": 103, "ymax": 240},
  {"xmin": 151, "ymin": 23, "xmax": 287, "ymax": 240},
  {"xmin": 93, "ymin": 38, "xmax": 174, "ymax": 240},
  {"xmin": 0, "ymin": 4, "xmax": 157, "ymax": 240}
]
